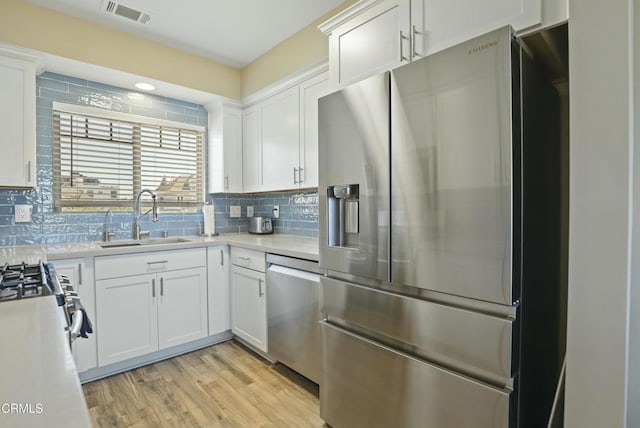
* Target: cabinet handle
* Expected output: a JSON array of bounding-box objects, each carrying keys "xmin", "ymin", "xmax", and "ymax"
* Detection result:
[
  {"xmin": 299, "ymin": 167, "xmax": 304, "ymax": 183},
  {"xmin": 27, "ymin": 161, "xmax": 31, "ymax": 183},
  {"xmin": 293, "ymin": 167, "xmax": 299, "ymax": 184},
  {"xmin": 220, "ymin": 249, "xmax": 224, "ymax": 266},
  {"xmin": 152, "ymin": 278, "xmax": 156, "ymax": 298},
  {"xmin": 225, "ymin": 175, "xmax": 229, "ymax": 191},
  {"xmin": 238, "ymin": 256, "xmax": 251, "ymax": 261},
  {"xmin": 258, "ymin": 279, "xmax": 263, "ymax": 297},
  {"xmin": 160, "ymin": 277, "xmax": 164, "ymax": 296},
  {"xmin": 78, "ymin": 264, "xmax": 83, "ymax": 285},
  {"xmin": 411, "ymin": 25, "xmax": 419, "ymax": 58},
  {"xmin": 399, "ymin": 31, "xmax": 409, "ymax": 62},
  {"xmin": 147, "ymin": 260, "xmax": 168, "ymax": 265}
]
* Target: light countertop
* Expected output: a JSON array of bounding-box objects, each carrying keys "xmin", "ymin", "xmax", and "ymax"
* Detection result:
[
  {"xmin": 0, "ymin": 233, "xmax": 319, "ymax": 265},
  {"xmin": 0, "ymin": 297, "xmax": 92, "ymax": 428}
]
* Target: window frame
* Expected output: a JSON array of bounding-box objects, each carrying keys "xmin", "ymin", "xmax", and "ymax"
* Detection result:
[{"xmin": 52, "ymin": 102, "xmax": 206, "ymax": 212}]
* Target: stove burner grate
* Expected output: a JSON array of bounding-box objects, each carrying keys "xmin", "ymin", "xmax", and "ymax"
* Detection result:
[{"xmin": 0, "ymin": 261, "xmax": 52, "ymax": 302}]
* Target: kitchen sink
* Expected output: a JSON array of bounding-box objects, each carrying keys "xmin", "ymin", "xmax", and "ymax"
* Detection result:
[{"xmin": 100, "ymin": 237, "xmax": 193, "ymax": 248}]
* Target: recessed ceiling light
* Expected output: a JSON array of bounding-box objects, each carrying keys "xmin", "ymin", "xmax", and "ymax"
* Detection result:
[{"xmin": 135, "ymin": 82, "xmax": 155, "ymax": 91}]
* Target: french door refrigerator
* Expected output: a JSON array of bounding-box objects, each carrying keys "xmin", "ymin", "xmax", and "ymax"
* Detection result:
[{"xmin": 318, "ymin": 26, "xmax": 563, "ymax": 428}]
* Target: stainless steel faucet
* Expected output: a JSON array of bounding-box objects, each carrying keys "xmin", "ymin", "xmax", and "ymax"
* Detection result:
[
  {"xmin": 103, "ymin": 209, "xmax": 115, "ymax": 242},
  {"xmin": 134, "ymin": 189, "xmax": 159, "ymax": 240}
]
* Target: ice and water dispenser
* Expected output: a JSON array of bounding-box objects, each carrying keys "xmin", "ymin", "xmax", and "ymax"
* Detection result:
[{"xmin": 327, "ymin": 184, "xmax": 359, "ymax": 248}]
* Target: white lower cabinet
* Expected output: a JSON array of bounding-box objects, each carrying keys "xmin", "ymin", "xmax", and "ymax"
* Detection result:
[
  {"xmin": 157, "ymin": 267, "xmax": 208, "ymax": 349},
  {"xmin": 51, "ymin": 257, "xmax": 97, "ymax": 372},
  {"xmin": 96, "ymin": 273, "xmax": 159, "ymax": 366},
  {"xmin": 208, "ymin": 246, "xmax": 231, "ymax": 336},
  {"xmin": 230, "ymin": 248, "xmax": 267, "ymax": 352},
  {"xmin": 95, "ymin": 248, "xmax": 207, "ymax": 367}
]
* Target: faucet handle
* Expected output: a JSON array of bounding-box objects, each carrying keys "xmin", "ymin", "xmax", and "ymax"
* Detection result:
[{"xmin": 104, "ymin": 231, "xmax": 115, "ymax": 242}]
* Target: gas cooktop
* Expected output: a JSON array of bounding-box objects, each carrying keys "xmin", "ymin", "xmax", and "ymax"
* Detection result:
[{"xmin": 0, "ymin": 261, "xmax": 54, "ymax": 302}]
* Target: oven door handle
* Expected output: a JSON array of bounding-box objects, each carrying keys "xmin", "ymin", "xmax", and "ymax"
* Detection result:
[{"xmin": 69, "ymin": 309, "xmax": 84, "ymax": 342}]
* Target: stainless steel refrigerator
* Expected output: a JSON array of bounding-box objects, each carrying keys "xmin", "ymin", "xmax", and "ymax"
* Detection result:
[{"xmin": 318, "ymin": 26, "xmax": 564, "ymax": 428}]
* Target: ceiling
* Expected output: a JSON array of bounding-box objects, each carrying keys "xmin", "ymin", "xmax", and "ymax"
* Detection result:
[{"xmin": 24, "ymin": 0, "xmax": 345, "ymax": 68}]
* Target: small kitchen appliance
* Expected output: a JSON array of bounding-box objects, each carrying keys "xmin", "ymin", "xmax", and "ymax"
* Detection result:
[{"xmin": 248, "ymin": 216, "xmax": 273, "ymax": 234}]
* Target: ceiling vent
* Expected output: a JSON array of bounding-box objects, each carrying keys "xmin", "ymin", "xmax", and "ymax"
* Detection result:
[{"xmin": 102, "ymin": 1, "xmax": 151, "ymax": 24}]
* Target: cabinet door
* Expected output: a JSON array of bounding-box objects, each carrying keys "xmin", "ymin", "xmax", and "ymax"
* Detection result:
[
  {"xmin": 299, "ymin": 72, "xmax": 329, "ymax": 188},
  {"xmin": 208, "ymin": 246, "xmax": 231, "ymax": 336},
  {"xmin": 96, "ymin": 273, "xmax": 158, "ymax": 366},
  {"xmin": 231, "ymin": 265, "xmax": 267, "ymax": 352},
  {"xmin": 52, "ymin": 258, "xmax": 97, "ymax": 372},
  {"xmin": 242, "ymin": 105, "xmax": 262, "ymax": 192},
  {"xmin": 223, "ymin": 106, "xmax": 243, "ymax": 193},
  {"xmin": 0, "ymin": 55, "xmax": 35, "ymax": 188},
  {"xmin": 328, "ymin": 0, "xmax": 410, "ymax": 87},
  {"xmin": 157, "ymin": 267, "xmax": 208, "ymax": 349},
  {"xmin": 208, "ymin": 104, "xmax": 243, "ymax": 193},
  {"xmin": 261, "ymin": 86, "xmax": 300, "ymax": 191},
  {"xmin": 412, "ymin": 0, "xmax": 542, "ymax": 57}
]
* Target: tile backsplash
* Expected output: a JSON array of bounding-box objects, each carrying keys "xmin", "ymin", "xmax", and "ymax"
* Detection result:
[
  {"xmin": 209, "ymin": 191, "xmax": 319, "ymax": 237},
  {"xmin": 0, "ymin": 72, "xmax": 318, "ymax": 246}
]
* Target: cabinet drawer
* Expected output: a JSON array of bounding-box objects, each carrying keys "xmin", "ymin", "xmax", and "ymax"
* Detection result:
[
  {"xmin": 95, "ymin": 248, "xmax": 206, "ymax": 280},
  {"xmin": 231, "ymin": 247, "xmax": 266, "ymax": 272}
]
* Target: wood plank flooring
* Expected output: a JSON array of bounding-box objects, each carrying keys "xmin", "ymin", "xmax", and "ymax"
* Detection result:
[{"xmin": 82, "ymin": 340, "xmax": 326, "ymax": 428}]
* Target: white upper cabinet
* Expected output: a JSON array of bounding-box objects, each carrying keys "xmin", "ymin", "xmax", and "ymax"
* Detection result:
[
  {"xmin": 208, "ymin": 103, "xmax": 243, "ymax": 193},
  {"xmin": 320, "ymin": 0, "xmax": 410, "ymax": 87},
  {"xmin": 261, "ymin": 86, "xmax": 300, "ymax": 191},
  {"xmin": 0, "ymin": 53, "xmax": 36, "ymax": 188},
  {"xmin": 241, "ymin": 67, "xmax": 328, "ymax": 192},
  {"xmin": 299, "ymin": 72, "xmax": 330, "ymax": 188},
  {"xmin": 412, "ymin": 0, "xmax": 541, "ymax": 57},
  {"xmin": 242, "ymin": 105, "xmax": 262, "ymax": 193},
  {"xmin": 319, "ymin": 0, "xmax": 565, "ymax": 88}
]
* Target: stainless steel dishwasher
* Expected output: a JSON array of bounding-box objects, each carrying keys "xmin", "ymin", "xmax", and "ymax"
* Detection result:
[{"xmin": 266, "ymin": 254, "xmax": 325, "ymax": 384}]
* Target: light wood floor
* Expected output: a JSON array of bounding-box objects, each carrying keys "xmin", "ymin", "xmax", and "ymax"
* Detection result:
[{"xmin": 83, "ymin": 340, "xmax": 325, "ymax": 428}]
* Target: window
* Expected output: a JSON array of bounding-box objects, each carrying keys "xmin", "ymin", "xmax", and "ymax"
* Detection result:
[{"xmin": 53, "ymin": 103, "xmax": 205, "ymax": 211}]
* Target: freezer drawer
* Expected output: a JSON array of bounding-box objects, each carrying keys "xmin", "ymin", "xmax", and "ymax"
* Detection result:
[
  {"xmin": 321, "ymin": 276, "xmax": 515, "ymax": 386},
  {"xmin": 320, "ymin": 322, "xmax": 511, "ymax": 428},
  {"xmin": 267, "ymin": 265, "xmax": 322, "ymax": 383}
]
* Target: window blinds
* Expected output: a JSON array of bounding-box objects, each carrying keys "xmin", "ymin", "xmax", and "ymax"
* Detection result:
[{"xmin": 53, "ymin": 109, "xmax": 204, "ymax": 209}]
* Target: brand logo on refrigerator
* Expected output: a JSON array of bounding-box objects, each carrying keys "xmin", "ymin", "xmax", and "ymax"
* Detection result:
[{"xmin": 468, "ymin": 40, "xmax": 498, "ymax": 55}]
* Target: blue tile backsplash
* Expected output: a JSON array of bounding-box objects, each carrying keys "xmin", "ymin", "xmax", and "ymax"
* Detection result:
[{"xmin": 0, "ymin": 72, "xmax": 318, "ymax": 246}]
